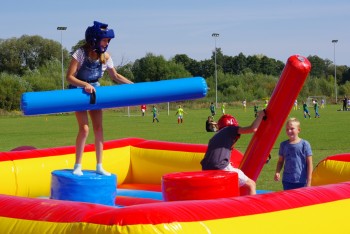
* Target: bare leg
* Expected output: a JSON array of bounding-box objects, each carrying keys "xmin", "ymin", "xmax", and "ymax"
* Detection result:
[
  {"xmin": 243, "ymin": 178, "xmax": 256, "ymax": 195},
  {"xmin": 73, "ymin": 111, "xmax": 89, "ymax": 176},
  {"xmin": 90, "ymin": 110, "xmax": 110, "ymax": 176}
]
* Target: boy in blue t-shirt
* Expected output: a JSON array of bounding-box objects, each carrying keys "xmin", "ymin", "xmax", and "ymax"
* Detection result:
[{"xmin": 274, "ymin": 118, "xmax": 313, "ymax": 190}]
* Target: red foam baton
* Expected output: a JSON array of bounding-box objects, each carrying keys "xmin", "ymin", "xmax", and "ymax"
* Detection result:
[{"xmin": 240, "ymin": 55, "xmax": 311, "ymax": 195}]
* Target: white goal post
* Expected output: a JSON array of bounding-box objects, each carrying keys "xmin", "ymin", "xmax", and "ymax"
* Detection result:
[{"xmin": 306, "ymin": 96, "xmax": 326, "ymax": 107}]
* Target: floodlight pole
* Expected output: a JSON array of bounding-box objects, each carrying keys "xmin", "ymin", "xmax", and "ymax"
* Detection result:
[
  {"xmin": 57, "ymin": 27, "xmax": 67, "ymax": 90},
  {"xmin": 332, "ymin": 40, "xmax": 338, "ymax": 103},
  {"xmin": 212, "ymin": 33, "xmax": 219, "ymax": 108}
]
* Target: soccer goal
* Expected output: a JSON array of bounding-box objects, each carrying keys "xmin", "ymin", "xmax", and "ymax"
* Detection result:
[{"xmin": 306, "ymin": 96, "xmax": 326, "ymax": 107}]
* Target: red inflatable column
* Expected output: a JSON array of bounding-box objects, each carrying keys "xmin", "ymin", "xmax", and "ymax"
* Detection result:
[
  {"xmin": 162, "ymin": 171, "xmax": 239, "ymax": 201},
  {"xmin": 240, "ymin": 55, "xmax": 311, "ymax": 195}
]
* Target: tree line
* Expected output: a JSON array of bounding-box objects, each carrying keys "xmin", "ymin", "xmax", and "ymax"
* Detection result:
[{"xmin": 1, "ymin": 35, "xmax": 350, "ymax": 112}]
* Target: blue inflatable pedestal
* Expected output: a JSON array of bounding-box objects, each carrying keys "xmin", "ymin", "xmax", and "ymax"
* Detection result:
[{"xmin": 50, "ymin": 169, "xmax": 117, "ymax": 206}]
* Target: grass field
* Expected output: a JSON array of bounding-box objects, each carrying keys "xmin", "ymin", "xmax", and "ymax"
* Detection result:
[{"xmin": 0, "ymin": 103, "xmax": 349, "ymax": 191}]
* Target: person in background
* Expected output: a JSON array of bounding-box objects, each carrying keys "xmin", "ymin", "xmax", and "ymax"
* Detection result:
[
  {"xmin": 210, "ymin": 102, "xmax": 216, "ymax": 117},
  {"xmin": 242, "ymin": 99, "xmax": 247, "ymax": 112},
  {"xmin": 175, "ymin": 105, "xmax": 186, "ymax": 124},
  {"xmin": 314, "ymin": 99, "xmax": 320, "ymax": 118},
  {"xmin": 264, "ymin": 99, "xmax": 268, "ymax": 108},
  {"xmin": 221, "ymin": 103, "xmax": 226, "ymax": 115},
  {"xmin": 205, "ymin": 116, "xmax": 218, "ymax": 132},
  {"xmin": 141, "ymin": 104, "xmax": 147, "ymax": 117},
  {"xmin": 152, "ymin": 105, "xmax": 159, "ymax": 123},
  {"xmin": 294, "ymin": 100, "xmax": 298, "ymax": 110},
  {"xmin": 342, "ymin": 96, "xmax": 348, "ymax": 111},
  {"xmin": 302, "ymin": 101, "xmax": 311, "ymax": 119},
  {"xmin": 66, "ymin": 21, "xmax": 133, "ymax": 176},
  {"xmin": 201, "ymin": 111, "xmax": 266, "ymax": 195},
  {"xmin": 321, "ymin": 99, "xmax": 325, "ymax": 108},
  {"xmin": 274, "ymin": 118, "xmax": 313, "ymax": 190},
  {"xmin": 253, "ymin": 102, "xmax": 259, "ymax": 117}
]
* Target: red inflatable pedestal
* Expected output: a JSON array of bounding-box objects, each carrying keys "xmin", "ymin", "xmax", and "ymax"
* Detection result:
[{"xmin": 162, "ymin": 171, "xmax": 239, "ymax": 201}]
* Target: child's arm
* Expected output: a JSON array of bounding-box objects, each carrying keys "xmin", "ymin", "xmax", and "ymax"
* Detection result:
[
  {"xmin": 238, "ymin": 110, "xmax": 266, "ymax": 134},
  {"xmin": 274, "ymin": 156, "xmax": 284, "ymax": 181},
  {"xmin": 306, "ymin": 156, "xmax": 313, "ymax": 186}
]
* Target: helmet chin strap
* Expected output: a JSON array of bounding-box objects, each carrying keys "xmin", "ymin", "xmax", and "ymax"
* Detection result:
[
  {"xmin": 93, "ymin": 44, "xmax": 105, "ymax": 54},
  {"xmin": 93, "ymin": 41, "xmax": 109, "ymax": 54},
  {"xmin": 94, "ymin": 48, "xmax": 105, "ymax": 54}
]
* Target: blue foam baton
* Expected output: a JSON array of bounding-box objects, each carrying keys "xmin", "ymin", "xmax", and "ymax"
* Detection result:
[{"xmin": 21, "ymin": 77, "xmax": 207, "ymax": 115}]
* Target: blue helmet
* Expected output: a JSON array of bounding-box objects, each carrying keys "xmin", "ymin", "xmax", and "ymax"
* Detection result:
[{"xmin": 85, "ymin": 21, "xmax": 115, "ymax": 53}]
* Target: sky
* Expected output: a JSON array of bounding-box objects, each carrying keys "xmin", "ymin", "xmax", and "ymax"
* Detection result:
[{"xmin": 1, "ymin": 0, "xmax": 349, "ymax": 66}]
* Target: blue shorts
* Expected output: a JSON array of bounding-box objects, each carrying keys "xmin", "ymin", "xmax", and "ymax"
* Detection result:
[{"xmin": 282, "ymin": 181, "xmax": 306, "ymax": 190}]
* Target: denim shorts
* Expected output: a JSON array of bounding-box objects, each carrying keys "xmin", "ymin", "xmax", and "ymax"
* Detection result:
[{"xmin": 68, "ymin": 82, "xmax": 100, "ymax": 89}]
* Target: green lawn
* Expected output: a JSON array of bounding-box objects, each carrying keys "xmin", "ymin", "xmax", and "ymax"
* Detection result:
[{"xmin": 0, "ymin": 103, "xmax": 349, "ymax": 191}]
